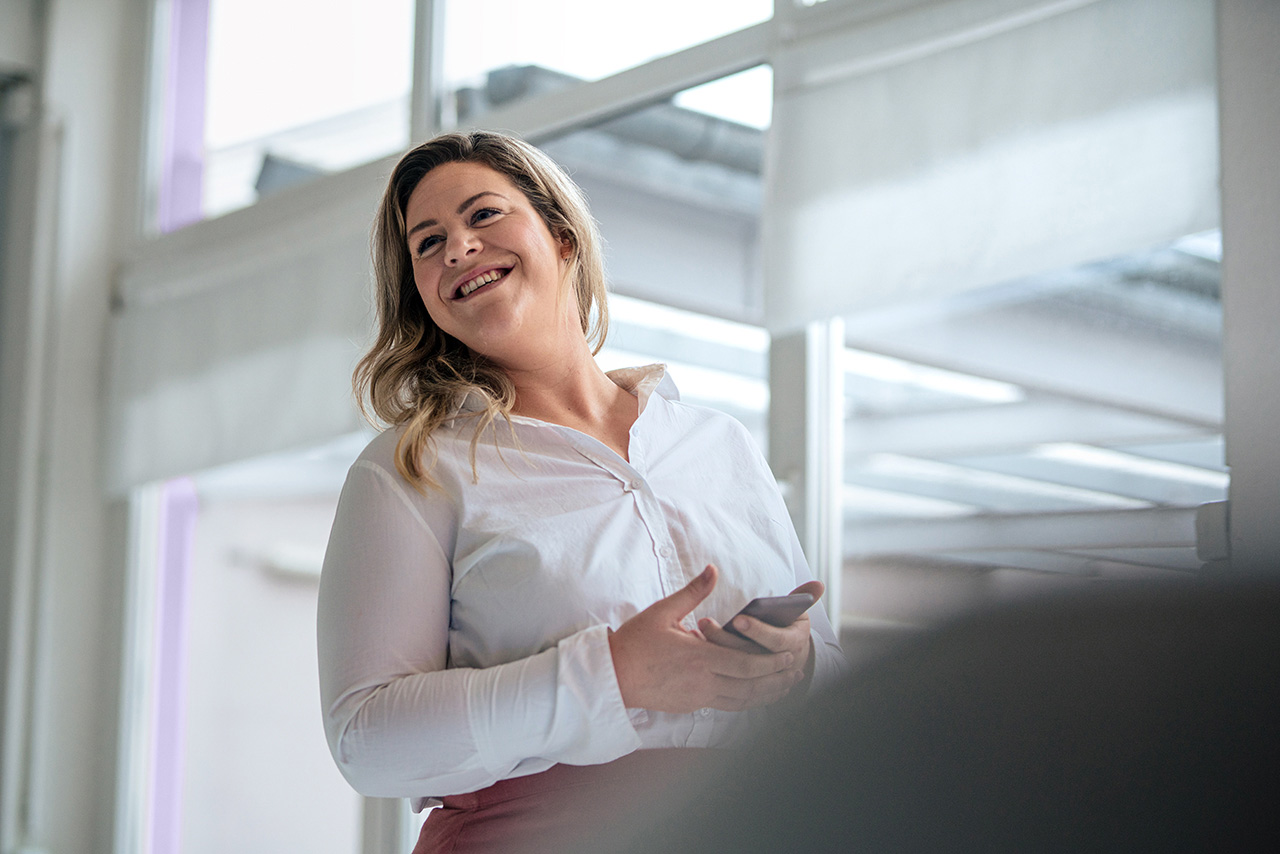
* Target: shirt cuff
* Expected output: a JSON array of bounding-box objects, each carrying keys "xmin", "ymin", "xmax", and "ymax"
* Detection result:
[
  {"xmin": 551, "ymin": 624, "xmax": 643, "ymax": 765},
  {"xmin": 807, "ymin": 631, "xmax": 849, "ymax": 695}
]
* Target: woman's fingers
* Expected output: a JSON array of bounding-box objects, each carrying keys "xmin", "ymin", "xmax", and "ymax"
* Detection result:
[
  {"xmin": 656, "ymin": 564, "xmax": 718, "ymax": 621},
  {"xmin": 697, "ymin": 617, "xmax": 767, "ymax": 654},
  {"xmin": 790, "ymin": 579, "xmax": 825, "ymax": 603},
  {"xmin": 727, "ymin": 613, "xmax": 812, "ymax": 656},
  {"xmin": 704, "ymin": 643, "xmax": 793, "ymax": 679},
  {"xmin": 711, "ymin": 669, "xmax": 806, "ymax": 710},
  {"xmin": 609, "ymin": 565, "xmax": 818, "ymax": 713}
]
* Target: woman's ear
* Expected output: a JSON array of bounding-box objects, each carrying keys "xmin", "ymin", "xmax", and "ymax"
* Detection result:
[{"xmin": 558, "ymin": 234, "xmax": 573, "ymax": 260}]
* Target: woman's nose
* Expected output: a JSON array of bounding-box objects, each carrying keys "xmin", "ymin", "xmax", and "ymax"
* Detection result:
[{"xmin": 445, "ymin": 231, "xmax": 481, "ymax": 265}]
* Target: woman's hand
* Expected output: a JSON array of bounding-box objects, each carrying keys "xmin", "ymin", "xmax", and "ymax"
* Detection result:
[
  {"xmin": 608, "ymin": 565, "xmax": 804, "ymax": 713},
  {"xmin": 698, "ymin": 580, "xmax": 825, "ymax": 691}
]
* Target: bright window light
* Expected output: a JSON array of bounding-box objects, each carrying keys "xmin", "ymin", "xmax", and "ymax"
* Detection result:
[
  {"xmin": 609, "ymin": 294, "xmax": 769, "ymax": 352},
  {"xmin": 1031, "ymin": 443, "xmax": 1231, "ymax": 487},
  {"xmin": 205, "ymin": 0, "xmax": 413, "ymax": 148},
  {"xmin": 1173, "ymin": 229, "xmax": 1222, "ymax": 262},
  {"xmin": 842, "ymin": 484, "xmax": 979, "ymax": 518},
  {"xmin": 673, "ymin": 65, "xmax": 773, "ymax": 129},
  {"xmin": 843, "ymin": 349, "xmax": 1025, "ymax": 403},
  {"xmin": 865, "ymin": 454, "xmax": 1153, "ymax": 508},
  {"xmin": 444, "ymin": 0, "xmax": 772, "ymax": 85}
]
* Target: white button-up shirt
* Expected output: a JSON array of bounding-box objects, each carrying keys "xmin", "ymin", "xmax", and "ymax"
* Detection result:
[{"xmin": 318, "ymin": 365, "xmax": 845, "ymax": 809}]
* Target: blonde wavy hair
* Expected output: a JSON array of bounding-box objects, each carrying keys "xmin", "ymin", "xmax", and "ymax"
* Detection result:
[{"xmin": 355, "ymin": 131, "xmax": 609, "ymax": 490}]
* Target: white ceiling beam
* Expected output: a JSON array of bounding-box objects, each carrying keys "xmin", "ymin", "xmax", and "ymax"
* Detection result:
[
  {"xmin": 846, "ymin": 398, "xmax": 1208, "ymax": 460},
  {"xmin": 928, "ymin": 548, "xmax": 1197, "ymax": 576},
  {"xmin": 846, "ymin": 506, "xmax": 1197, "ymax": 555},
  {"xmin": 844, "ymin": 297, "xmax": 1223, "ymax": 427},
  {"xmin": 951, "ymin": 454, "xmax": 1226, "ymax": 507}
]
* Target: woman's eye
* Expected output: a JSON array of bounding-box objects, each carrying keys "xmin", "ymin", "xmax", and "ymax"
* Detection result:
[
  {"xmin": 415, "ymin": 235, "xmax": 442, "ymax": 257},
  {"xmin": 472, "ymin": 208, "xmax": 500, "ymax": 224}
]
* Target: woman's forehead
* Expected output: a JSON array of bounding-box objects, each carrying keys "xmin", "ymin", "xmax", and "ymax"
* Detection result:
[{"xmin": 408, "ymin": 162, "xmax": 519, "ymax": 213}]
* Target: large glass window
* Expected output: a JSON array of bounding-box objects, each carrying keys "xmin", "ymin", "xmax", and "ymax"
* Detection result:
[
  {"xmin": 838, "ymin": 231, "xmax": 1225, "ymax": 661},
  {"xmin": 158, "ymin": 0, "xmax": 415, "ymax": 226},
  {"xmin": 530, "ymin": 66, "xmax": 773, "ymax": 440},
  {"xmin": 442, "ymin": 0, "xmax": 771, "ymax": 104}
]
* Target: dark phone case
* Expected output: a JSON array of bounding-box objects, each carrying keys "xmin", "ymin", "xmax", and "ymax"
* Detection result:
[{"xmin": 723, "ymin": 592, "xmax": 815, "ymax": 646}]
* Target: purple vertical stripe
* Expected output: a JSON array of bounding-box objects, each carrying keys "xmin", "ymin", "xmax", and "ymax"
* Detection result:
[
  {"xmin": 149, "ymin": 478, "xmax": 199, "ymax": 854},
  {"xmin": 158, "ymin": 0, "xmax": 210, "ymax": 232}
]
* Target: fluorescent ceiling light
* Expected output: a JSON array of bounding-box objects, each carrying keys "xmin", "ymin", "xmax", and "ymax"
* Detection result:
[
  {"xmin": 865, "ymin": 454, "xmax": 1152, "ymax": 508},
  {"xmin": 1031, "ymin": 443, "xmax": 1230, "ymax": 488},
  {"xmin": 610, "ymin": 294, "xmax": 769, "ymax": 352},
  {"xmin": 597, "ymin": 347, "xmax": 768, "ymax": 411},
  {"xmin": 842, "ymin": 483, "xmax": 979, "ymax": 518},
  {"xmin": 843, "ymin": 348, "xmax": 1024, "ymax": 403},
  {"xmin": 1173, "ymin": 229, "xmax": 1222, "ymax": 262}
]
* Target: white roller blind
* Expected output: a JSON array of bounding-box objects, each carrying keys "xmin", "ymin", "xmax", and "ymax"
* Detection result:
[
  {"xmin": 763, "ymin": 0, "xmax": 1218, "ymax": 332},
  {"xmin": 104, "ymin": 159, "xmax": 388, "ymax": 493}
]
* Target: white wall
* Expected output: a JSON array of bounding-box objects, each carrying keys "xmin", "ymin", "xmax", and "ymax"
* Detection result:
[
  {"xmin": 1, "ymin": 1, "xmax": 151, "ymax": 852},
  {"xmin": 181, "ymin": 494, "xmax": 361, "ymax": 854}
]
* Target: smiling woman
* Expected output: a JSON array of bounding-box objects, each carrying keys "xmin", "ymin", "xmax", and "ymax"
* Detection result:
[
  {"xmin": 403, "ymin": 162, "xmax": 575, "ymax": 368},
  {"xmin": 359, "ymin": 132, "xmax": 610, "ymax": 485},
  {"xmin": 318, "ymin": 130, "xmax": 845, "ymax": 853}
]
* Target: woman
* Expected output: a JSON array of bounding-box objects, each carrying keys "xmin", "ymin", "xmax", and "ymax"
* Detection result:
[{"xmin": 317, "ymin": 131, "xmax": 845, "ymax": 852}]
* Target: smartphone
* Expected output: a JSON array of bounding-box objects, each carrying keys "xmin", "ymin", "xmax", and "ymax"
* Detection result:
[{"xmin": 722, "ymin": 592, "xmax": 815, "ymax": 651}]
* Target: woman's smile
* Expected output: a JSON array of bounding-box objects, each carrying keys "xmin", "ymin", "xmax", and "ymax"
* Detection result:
[
  {"xmin": 404, "ymin": 161, "xmax": 574, "ymax": 364},
  {"xmin": 452, "ymin": 265, "xmax": 512, "ymax": 300}
]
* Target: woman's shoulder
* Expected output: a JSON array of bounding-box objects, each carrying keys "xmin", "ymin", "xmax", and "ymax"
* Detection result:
[
  {"xmin": 340, "ymin": 427, "xmax": 463, "ymax": 531},
  {"xmin": 346, "ymin": 425, "xmax": 464, "ymax": 494},
  {"xmin": 346, "ymin": 426, "xmax": 406, "ymax": 479},
  {"xmin": 352, "ymin": 419, "xmax": 473, "ymax": 470}
]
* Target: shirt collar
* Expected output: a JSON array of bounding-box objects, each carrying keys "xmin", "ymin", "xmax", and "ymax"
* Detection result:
[
  {"xmin": 606, "ymin": 363, "xmax": 679, "ymax": 414},
  {"xmin": 448, "ymin": 363, "xmax": 679, "ymax": 424}
]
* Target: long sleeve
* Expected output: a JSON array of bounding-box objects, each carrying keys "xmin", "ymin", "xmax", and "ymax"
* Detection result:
[
  {"xmin": 787, "ymin": 530, "xmax": 849, "ymax": 693},
  {"xmin": 737, "ymin": 421, "xmax": 848, "ymax": 693},
  {"xmin": 316, "ymin": 460, "xmax": 641, "ymax": 799}
]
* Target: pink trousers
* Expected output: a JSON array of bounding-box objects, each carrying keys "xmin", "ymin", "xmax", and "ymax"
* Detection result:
[{"xmin": 410, "ymin": 748, "xmax": 716, "ymax": 854}]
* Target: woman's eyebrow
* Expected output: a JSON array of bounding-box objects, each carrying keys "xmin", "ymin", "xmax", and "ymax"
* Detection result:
[{"xmin": 407, "ymin": 191, "xmax": 507, "ymax": 241}]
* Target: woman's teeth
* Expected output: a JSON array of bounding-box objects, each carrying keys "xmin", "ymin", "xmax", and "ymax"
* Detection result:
[{"xmin": 458, "ymin": 269, "xmax": 506, "ymax": 298}]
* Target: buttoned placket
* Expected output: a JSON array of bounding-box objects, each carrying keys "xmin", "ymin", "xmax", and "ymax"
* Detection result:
[
  {"xmin": 553, "ymin": 436, "xmax": 690, "ymax": 607},
  {"xmin": 510, "ymin": 394, "xmax": 720, "ymax": 741},
  {"xmin": 512, "ymin": 401, "xmax": 697, "ymax": 624}
]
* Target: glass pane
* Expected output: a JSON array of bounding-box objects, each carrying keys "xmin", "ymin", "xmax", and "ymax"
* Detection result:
[
  {"xmin": 602, "ymin": 294, "xmax": 770, "ymax": 450},
  {"xmin": 200, "ymin": 0, "xmax": 414, "ymax": 219},
  {"xmin": 443, "ymin": 0, "xmax": 772, "ymax": 106},
  {"xmin": 673, "ymin": 65, "xmax": 773, "ymax": 129},
  {"xmin": 540, "ymin": 68, "xmax": 771, "ymax": 444},
  {"xmin": 177, "ymin": 441, "xmax": 370, "ymax": 854},
  {"xmin": 839, "ymin": 231, "xmax": 1225, "ymax": 661},
  {"xmin": 526, "ymin": 68, "xmax": 771, "ymax": 436}
]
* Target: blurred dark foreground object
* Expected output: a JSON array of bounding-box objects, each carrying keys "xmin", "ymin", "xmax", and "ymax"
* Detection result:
[{"xmin": 598, "ymin": 581, "xmax": 1280, "ymax": 853}]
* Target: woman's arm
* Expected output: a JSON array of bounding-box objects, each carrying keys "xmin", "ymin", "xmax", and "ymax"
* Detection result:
[{"xmin": 317, "ymin": 460, "xmax": 641, "ymax": 798}]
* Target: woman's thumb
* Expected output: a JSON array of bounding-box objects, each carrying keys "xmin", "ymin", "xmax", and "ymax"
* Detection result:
[{"xmin": 661, "ymin": 564, "xmax": 717, "ymax": 619}]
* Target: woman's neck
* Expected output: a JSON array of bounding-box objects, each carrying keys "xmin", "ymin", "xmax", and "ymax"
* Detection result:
[{"xmin": 505, "ymin": 342, "xmax": 638, "ymax": 460}]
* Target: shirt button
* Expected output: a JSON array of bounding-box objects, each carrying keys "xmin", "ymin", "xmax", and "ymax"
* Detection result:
[
  {"xmin": 659, "ymin": 545, "xmax": 674, "ymax": 559},
  {"xmin": 697, "ymin": 708, "xmax": 711, "ymax": 718},
  {"xmin": 629, "ymin": 478, "xmax": 643, "ymax": 491}
]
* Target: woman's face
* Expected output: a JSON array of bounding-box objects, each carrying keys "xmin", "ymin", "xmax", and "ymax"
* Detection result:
[{"xmin": 403, "ymin": 161, "xmax": 574, "ymax": 368}]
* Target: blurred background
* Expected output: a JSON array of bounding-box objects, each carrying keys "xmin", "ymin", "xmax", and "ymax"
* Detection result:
[{"xmin": 1, "ymin": 1, "xmax": 1276, "ymax": 852}]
